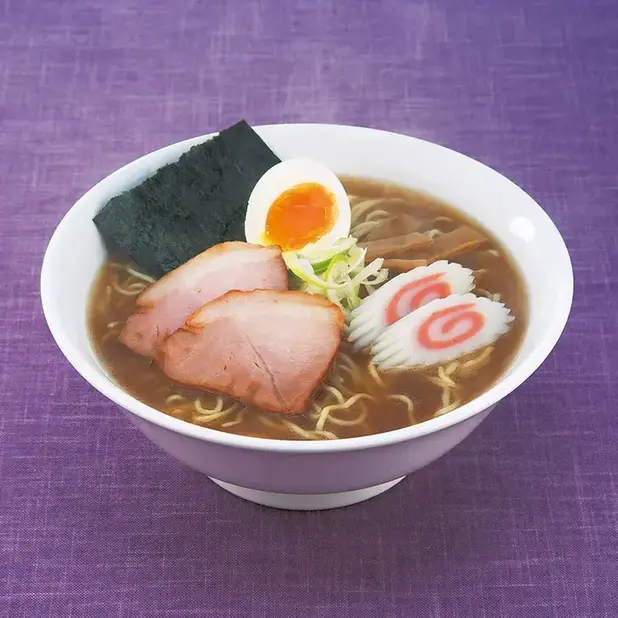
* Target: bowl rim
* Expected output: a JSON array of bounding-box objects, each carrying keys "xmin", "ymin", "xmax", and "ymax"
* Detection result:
[{"xmin": 40, "ymin": 122, "xmax": 574, "ymax": 453}]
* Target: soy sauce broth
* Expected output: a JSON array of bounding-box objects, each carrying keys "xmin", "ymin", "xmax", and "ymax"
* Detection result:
[{"xmin": 87, "ymin": 177, "xmax": 527, "ymax": 440}]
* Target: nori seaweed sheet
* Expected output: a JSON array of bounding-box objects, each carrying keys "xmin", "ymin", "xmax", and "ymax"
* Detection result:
[{"xmin": 93, "ymin": 120, "xmax": 280, "ymax": 277}]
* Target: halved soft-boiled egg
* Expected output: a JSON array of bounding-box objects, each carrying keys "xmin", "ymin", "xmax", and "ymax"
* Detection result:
[{"xmin": 244, "ymin": 158, "xmax": 351, "ymax": 252}]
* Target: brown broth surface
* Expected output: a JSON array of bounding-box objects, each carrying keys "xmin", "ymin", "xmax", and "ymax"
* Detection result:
[{"xmin": 88, "ymin": 177, "xmax": 527, "ymax": 440}]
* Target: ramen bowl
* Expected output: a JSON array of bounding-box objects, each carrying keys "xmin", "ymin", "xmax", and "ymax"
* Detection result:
[{"xmin": 40, "ymin": 124, "xmax": 573, "ymax": 510}]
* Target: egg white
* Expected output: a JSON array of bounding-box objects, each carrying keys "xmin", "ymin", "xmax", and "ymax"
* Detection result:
[{"xmin": 244, "ymin": 158, "xmax": 351, "ymax": 251}]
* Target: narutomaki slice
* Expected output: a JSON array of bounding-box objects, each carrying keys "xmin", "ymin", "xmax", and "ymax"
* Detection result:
[
  {"xmin": 156, "ymin": 290, "xmax": 344, "ymax": 414},
  {"xmin": 371, "ymin": 293, "xmax": 513, "ymax": 369},
  {"xmin": 119, "ymin": 242, "xmax": 288, "ymax": 357}
]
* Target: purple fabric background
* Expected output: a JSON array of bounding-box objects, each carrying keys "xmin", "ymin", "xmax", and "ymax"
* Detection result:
[{"xmin": 1, "ymin": 0, "xmax": 617, "ymax": 616}]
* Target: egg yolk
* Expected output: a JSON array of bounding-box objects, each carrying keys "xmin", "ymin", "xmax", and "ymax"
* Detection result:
[{"xmin": 263, "ymin": 182, "xmax": 338, "ymax": 251}]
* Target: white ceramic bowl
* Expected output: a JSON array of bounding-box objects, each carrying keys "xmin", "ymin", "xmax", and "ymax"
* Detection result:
[{"xmin": 41, "ymin": 124, "xmax": 573, "ymax": 510}]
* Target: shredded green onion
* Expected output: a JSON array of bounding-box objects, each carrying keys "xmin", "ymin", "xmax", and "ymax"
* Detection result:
[{"xmin": 284, "ymin": 237, "xmax": 389, "ymax": 317}]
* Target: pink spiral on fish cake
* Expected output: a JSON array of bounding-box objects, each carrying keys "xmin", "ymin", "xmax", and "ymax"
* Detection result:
[
  {"xmin": 385, "ymin": 273, "xmax": 453, "ymax": 325},
  {"xmin": 416, "ymin": 302, "xmax": 485, "ymax": 350}
]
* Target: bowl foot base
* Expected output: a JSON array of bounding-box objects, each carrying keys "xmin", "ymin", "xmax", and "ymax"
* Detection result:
[{"xmin": 209, "ymin": 476, "xmax": 406, "ymax": 510}]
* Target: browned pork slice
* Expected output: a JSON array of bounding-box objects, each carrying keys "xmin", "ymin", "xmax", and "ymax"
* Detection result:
[
  {"xmin": 119, "ymin": 242, "xmax": 287, "ymax": 357},
  {"xmin": 156, "ymin": 290, "xmax": 344, "ymax": 414}
]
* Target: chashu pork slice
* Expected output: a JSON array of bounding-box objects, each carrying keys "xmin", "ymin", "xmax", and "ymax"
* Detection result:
[
  {"xmin": 156, "ymin": 290, "xmax": 344, "ymax": 414},
  {"xmin": 119, "ymin": 242, "xmax": 287, "ymax": 357}
]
